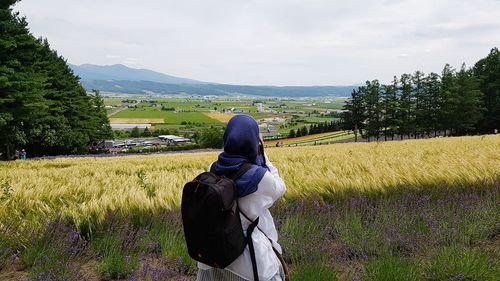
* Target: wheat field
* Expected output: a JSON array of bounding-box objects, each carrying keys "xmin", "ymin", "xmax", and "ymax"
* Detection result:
[{"xmin": 0, "ymin": 135, "xmax": 498, "ymax": 232}]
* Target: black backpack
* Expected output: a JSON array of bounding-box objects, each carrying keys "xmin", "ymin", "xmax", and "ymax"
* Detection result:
[{"xmin": 181, "ymin": 162, "xmax": 261, "ymax": 280}]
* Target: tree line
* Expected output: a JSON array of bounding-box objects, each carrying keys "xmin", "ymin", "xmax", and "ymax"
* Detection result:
[
  {"xmin": 0, "ymin": 1, "xmax": 112, "ymax": 159},
  {"xmin": 288, "ymin": 121, "xmax": 340, "ymax": 138},
  {"xmin": 341, "ymin": 48, "xmax": 500, "ymax": 141}
]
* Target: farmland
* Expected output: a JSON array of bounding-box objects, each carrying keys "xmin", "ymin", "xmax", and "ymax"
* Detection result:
[
  {"xmin": 0, "ymin": 135, "xmax": 499, "ymax": 280},
  {"xmin": 105, "ymin": 96, "xmax": 345, "ymax": 137}
]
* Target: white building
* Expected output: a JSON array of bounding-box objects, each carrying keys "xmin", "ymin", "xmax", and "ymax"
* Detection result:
[{"xmin": 158, "ymin": 135, "xmax": 191, "ymax": 145}]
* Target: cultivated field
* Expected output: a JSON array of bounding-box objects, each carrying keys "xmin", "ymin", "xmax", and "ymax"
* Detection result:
[
  {"xmin": 108, "ymin": 118, "xmax": 165, "ymax": 124},
  {"xmin": 112, "ymin": 110, "xmax": 222, "ymax": 125},
  {"xmin": 265, "ymin": 131, "xmax": 354, "ymax": 146},
  {"xmin": 0, "ymin": 135, "xmax": 499, "ymax": 280},
  {"xmin": 203, "ymin": 112, "xmax": 235, "ymax": 123}
]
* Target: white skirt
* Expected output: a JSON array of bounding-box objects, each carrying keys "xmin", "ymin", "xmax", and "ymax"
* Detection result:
[{"xmin": 196, "ymin": 264, "xmax": 285, "ymax": 281}]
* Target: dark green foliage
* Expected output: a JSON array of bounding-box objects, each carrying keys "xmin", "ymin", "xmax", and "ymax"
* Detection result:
[
  {"xmin": 342, "ymin": 88, "xmax": 365, "ymax": 141},
  {"xmin": 141, "ymin": 127, "xmax": 152, "ymax": 137},
  {"xmin": 130, "ymin": 126, "xmax": 140, "ymax": 138},
  {"xmin": 199, "ymin": 126, "xmax": 223, "ymax": 148},
  {"xmin": 0, "ymin": 2, "xmax": 112, "ymax": 158},
  {"xmin": 474, "ymin": 48, "xmax": 500, "ymax": 133}
]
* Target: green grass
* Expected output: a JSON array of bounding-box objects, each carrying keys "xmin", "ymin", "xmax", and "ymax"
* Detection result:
[
  {"xmin": 112, "ymin": 110, "xmax": 222, "ymax": 125},
  {"xmin": 290, "ymin": 263, "xmax": 338, "ymax": 281},
  {"xmin": 91, "ymin": 234, "xmax": 139, "ymax": 279},
  {"xmin": 425, "ymin": 246, "xmax": 500, "ymax": 281},
  {"xmin": 364, "ymin": 256, "xmax": 420, "ymax": 281}
]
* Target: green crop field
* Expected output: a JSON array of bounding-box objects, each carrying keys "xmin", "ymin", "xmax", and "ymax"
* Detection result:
[{"xmin": 112, "ymin": 110, "xmax": 222, "ymax": 125}]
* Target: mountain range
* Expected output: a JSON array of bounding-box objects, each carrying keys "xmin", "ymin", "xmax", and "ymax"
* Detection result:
[{"xmin": 69, "ymin": 64, "xmax": 357, "ymax": 97}]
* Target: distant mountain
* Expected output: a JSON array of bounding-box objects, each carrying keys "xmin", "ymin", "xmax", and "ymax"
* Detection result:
[
  {"xmin": 71, "ymin": 63, "xmax": 357, "ymax": 97},
  {"xmin": 69, "ymin": 64, "xmax": 205, "ymax": 84}
]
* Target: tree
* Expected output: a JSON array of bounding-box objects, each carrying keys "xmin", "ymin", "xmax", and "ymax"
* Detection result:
[
  {"xmin": 473, "ymin": 47, "xmax": 500, "ymax": 133},
  {"xmin": 412, "ymin": 71, "xmax": 425, "ymax": 137},
  {"xmin": 364, "ymin": 80, "xmax": 382, "ymax": 140},
  {"xmin": 141, "ymin": 127, "xmax": 152, "ymax": 137},
  {"xmin": 130, "ymin": 127, "xmax": 140, "ymax": 138},
  {"xmin": 342, "ymin": 88, "xmax": 365, "ymax": 142},
  {"xmin": 421, "ymin": 73, "xmax": 442, "ymax": 136},
  {"xmin": 199, "ymin": 126, "xmax": 224, "ymax": 148},
  {"xmin": 398, "ymin": 74, "xmax": 414, "ymax": 138},
  {"xmin": 288, "ymin": 129, "xmax": 296, "ymax": 138},
  {"xmin": 381, "ymin": 77, "xmax": 399, "ymax": 140},
  {"xmin": 0, "ymin": 1, "xmax": 113, "ymax": 158},
  {"xmin": 452, "ymin": 64, "xmax": 484, "ymax": 134}
]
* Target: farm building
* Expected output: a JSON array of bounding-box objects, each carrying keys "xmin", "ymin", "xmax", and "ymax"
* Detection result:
[
  {"xmin": 259, "ymin": 123, "xmax": 280, "ymax": 137},
  {"xmin": 158, "ymin": 135, "xmax": 191, "ymax": 145},
  {"xmin": 110, "ymin": 123, "xmax": 152, "ymax": 130}
]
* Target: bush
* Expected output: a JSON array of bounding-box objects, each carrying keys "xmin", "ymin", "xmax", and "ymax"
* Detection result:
[{"xmin": 199, "ymin": 126, "xmax": 224, "ymax": 148}]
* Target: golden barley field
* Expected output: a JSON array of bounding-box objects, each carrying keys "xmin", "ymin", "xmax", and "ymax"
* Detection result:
[
  {"xmin": 203, "ymin": 112, "xmax": 234, "ymax": 123},
  {"xmin": 0, "ymin": 135, "xmax": 498, "ymax": 233}
]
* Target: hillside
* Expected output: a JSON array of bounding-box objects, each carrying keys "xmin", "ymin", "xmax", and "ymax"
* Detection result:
[
  {"xmin": 69, "ymin": 64, "xmax": 205, "ymax": 85},
  {"xmin": 71, "ymin": 63, "xmax": 357, "ymax": 97}
]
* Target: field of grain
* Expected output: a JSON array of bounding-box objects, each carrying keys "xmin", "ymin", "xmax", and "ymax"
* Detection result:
[
  {"xmin": 1, "ymin": 135, "xmax": 498, "ymax": 231},
  {"xmin": 0, "ymin": 135, "xmax": 499, "ymax": 280},
  {"xmin": 203, "ymin": 112, "xmax": 234, "ymax": 123},
  {"xmin": 265, "ymin": 131, "xmax": 354, "ymax": 146}
]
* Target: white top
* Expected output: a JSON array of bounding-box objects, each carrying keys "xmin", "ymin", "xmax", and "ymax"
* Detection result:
[{"xmin": 198, "ymin": 154, "xmax": 287, "ymax": 281}]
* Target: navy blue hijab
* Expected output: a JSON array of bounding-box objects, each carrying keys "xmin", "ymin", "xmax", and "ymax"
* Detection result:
[{"xmin": 212, "ymin": 115, "xmax": 268, "ymax": 197}]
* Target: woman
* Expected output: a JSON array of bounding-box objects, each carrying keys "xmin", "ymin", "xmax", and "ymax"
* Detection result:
[{"xmin": 197, "ymin": 115, "xmax": 287, "ymax": 281}]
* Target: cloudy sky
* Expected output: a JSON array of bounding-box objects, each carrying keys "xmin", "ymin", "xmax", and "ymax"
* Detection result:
[{"xmin": 13, "ymin": 0, "xmax": 500, "ymax": 86}]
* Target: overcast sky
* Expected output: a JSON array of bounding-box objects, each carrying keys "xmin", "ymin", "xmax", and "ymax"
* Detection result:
[{"xmin": 13, "ymin": 0, "xmax": 500, "ymax": 86}]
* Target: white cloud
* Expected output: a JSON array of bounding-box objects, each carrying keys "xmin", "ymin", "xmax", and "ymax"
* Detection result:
[{"xmin": 13, "ymin": 0, "xmax": 500, "ymax": 85}]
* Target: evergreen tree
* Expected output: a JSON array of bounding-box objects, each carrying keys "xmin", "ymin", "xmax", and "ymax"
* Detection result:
[
  {"xmin": 473, "ymin": 47, "xmax": 500, "ymax": 133},
  {"xmin": 452, "ymin": 64, "xmax": 484, "ymax": 134},
  {"xmin": 342, "ymin": 88, "xmax": 365, "ymax": 141},
  {"xmin": 130, "ymin": 127, "xmax": 140, "ymax": 138},
  {"xmin": 421, "ymin": 73, "xmax": 442, "ymax": 136},
  {"xmin": 364, "ymin": 80, "xmax": 382, "ymax": 140},
  {"xmin": 381, "ymin": 77, "xmax": 399, "ymax": 140},
  {"xmin": 412, "ymin": 71, "xmax": 425, "ymax": 137},
  {"xmin": 0, "ymin": 1, "xmax": 112, "ymax": 158},
  {"xmin": 141, "ymin": 127, "xmax": 152, "ymax": 137},
  {"xmin": 398, "ymin": 74, "xmax": 414, "ymax": 138}
]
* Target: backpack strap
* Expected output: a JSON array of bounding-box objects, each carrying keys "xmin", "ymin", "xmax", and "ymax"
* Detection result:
[
  {"xmin": 241, "ymin": 210, "xmax": 290, "ymax": 281},
  {"xmin": 228, "ymin": 162, "xmax": 253, "ymax": 180},
  {"xmin": 210, "ymin": 162, "xmax": 253, "ymax": 181},
  {"xmin": 246, "ymin": 216, "xmax": 260, "ymax": 281}
]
